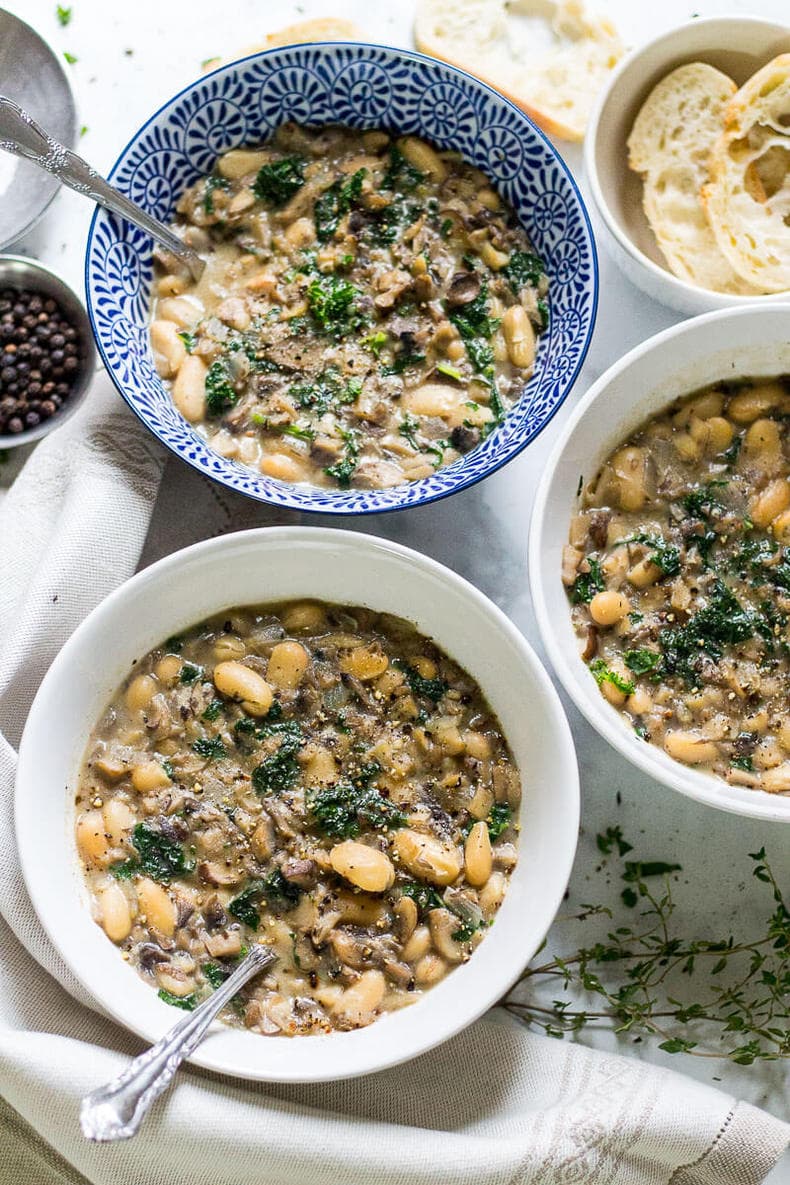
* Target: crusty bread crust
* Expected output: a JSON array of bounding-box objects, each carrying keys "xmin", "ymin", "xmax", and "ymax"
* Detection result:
[
  {"xmin": 414, "ymin": 0, "xmax": 623, "ymax": 142},
  {"xmin": 627, "ymin": 62, "xmax": 761, "ymax": 294},
  {"xmin": 202, "ymin": 18, "xmax": 362, "ymax": 70},
  {"xmin": 702, "ymin": 54, "xmax": 790, "ymax": 293}
]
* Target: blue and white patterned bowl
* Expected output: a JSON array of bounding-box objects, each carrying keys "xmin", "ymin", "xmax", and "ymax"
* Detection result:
[{"xmin": 85, "ymin": 43, "xmax": 598, "ymax": 515}]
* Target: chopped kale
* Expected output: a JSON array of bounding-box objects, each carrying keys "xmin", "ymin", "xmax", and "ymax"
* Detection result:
[
  {"xmin": 440, "ymin": 217, "xmax": 454, "ymax": 239},
  {"xmin": 486, "ymin": 803, "xmax": 511, "ymax": 840},
  {"xmin": 504, "ymin": 250, "xmax": 545, "ymax": 295},
  {"xmin": 362, "ymin": 331, "xmax": 388, "ymax": 357},
  {"xmin": 401, "ymin": 882, "xmax": 445, "ymax": 914},
  {"xmin": 228, "ymin": 870, "xmax": 301, "ymax": 928},
  {"xmin": 307, "ymin": 276, "xmax": 365, "ymax": 338},
  {"xmin": 289, "ymin": 369, "xmax": 361, "ymax": 415},
  {"xmin": 309, "ymin": 773, "xmax": 407, "ymax": 840},
  {"xmin": 253, "ymin": 156, "xmax": 305, "ymax": 206},
  {"xmin": 381, "ymin": 145, "xmax": 425, "ymax": 192},
  {"xmin": 251, "ymin": 722, "xmax": 304, "ymax": 795},
  {"xmin": 161, "ymin": 759, "xmax": 175, "ymax": 780},
  {"xmin": 314, "ymin": 168, "xmax": 366, "ymax": 241},
  {"xmin": 657, "ymin": 580, "xmax": 755, "ymax": 685},
  {"xmin": 202, "ymin": 699, "xmax": 224, "ymax": 722},
  {"xmin": 203, "ymin": 173, "xmax": 230, "ymax": 214},
  {"xmin": 179, "ymin": 662, "xmax": 203, "ymax": 684},
  {"xmin": 112, "ymin": 822, "xmax": 193, "ymax": 884},
  {"xmin": 203, "ymin": 961, "xmax": 230, "ymax": 989},
  {"xmin": 164, "ymin": 634, "xmax": 184, "ymax": 653},
  {"xmin": 381, "ymin": 349, "xmax": 426, "ymax": 376},
  {"xmin": 452, "ymin": 917, "xmax": 484, "ymax": 944},
  {"xmin": 622, "ymin": 533, "xmax": 681, "ymax": 577},
  {"xmin": 570, "ymin": 557, "xmax": 605, "ymax": 604},
  {"xmin": 397, "ymin": 660, "xmax": 448, "ymax": 703},
  {"xmin": 681, "ymin": 481, "xmax": 728, "ymax": 519},
  {"xmin": 589, "ymin": 659, "xmax": 635, "ymax": 696},
  {"xmin": 158, "ymin": 989, "xmax": 196, "ymax": 1010},
  {"xmin": 731, "ymin": 755, "xmax": 754, "ymax": 772},
  {"xmin": 624, "ymin": 648, "xmax": 661, "ymax": 677},
  {"xmin": 399, "ymin": 413, "xmax": 420, "ymax": 451},
  {"xmin": 192, "ymin": 736, "xmax": 227, "ymax": 760},
  {"xmin": 177, "ymin": 330, "xmax": 196, "ymax": 353},
  {"xmin": 205, "ymin": 360, "xmax": 238, "ymax": 416},
  {"xmin": 536, "ymin": 298, "xmax": 550, "ymax": 331},
  {"xmin": 324, "ymin": 427, "xmax": 360, "ymax": 487}
]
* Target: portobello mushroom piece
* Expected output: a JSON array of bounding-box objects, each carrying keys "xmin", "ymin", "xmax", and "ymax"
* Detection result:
[
  {"xmin": 449, "ymin": 424, "xmax": 480, "ymax": 454},
  {"xmin": 204, "ymin": 927, "xmax": 243, "ymax": 959},
  {"xmin": 202, "ymin": 893, "xmax": 228, "ymax": 931},
  {"xmin": 281, "ymin": 857, "xmax": 319, "ymax": 889},
  {"xmin": 445, "ymin": 271, "xmax": 481, "ymax": 307},
  {"xmin": 198, "ymin": 860, "xmax": 245, "ymax": 887}
]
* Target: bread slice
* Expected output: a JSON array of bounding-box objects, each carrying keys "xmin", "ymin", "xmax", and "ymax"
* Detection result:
[
  {"xmin": 702, "ymin": 54, "xmax": 790, "ymax": 293},
  {"xmin": 203, "ymin": 18, "xmax": 362, "ymax": 70},
  {"xmin": 414, "ymin": 0, "xmax": 623, "ymax": 142},
  {"xmin": 627, "ymin": 63, "xmax": 762, "ymax": 294}
]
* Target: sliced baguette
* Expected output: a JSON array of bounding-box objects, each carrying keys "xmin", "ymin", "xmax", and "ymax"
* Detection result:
[
  {"xmin": 414, "ymin": 0, "xmax": 623, "ymax": 142},
  {"xmin": 702, "ymin": 54, "xmax": 790, "ymax": 293},
  {"xmin": 203, "ymin": 18, "xmax": 362, "ymax": 70},
  {"xmin": 627, "ymin": 63, "xmax": 761, "ymax": 295}
]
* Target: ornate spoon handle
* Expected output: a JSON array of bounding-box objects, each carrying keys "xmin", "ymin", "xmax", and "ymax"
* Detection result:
[
  {"xmin": 0, "ymin": 95, "xmax": 203, "ymax": 279},
  {"xmin": 80, "ymin": 945, "xmax": 276, "ymax": 1142}
]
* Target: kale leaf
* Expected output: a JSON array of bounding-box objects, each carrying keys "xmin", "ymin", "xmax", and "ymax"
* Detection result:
[
  {"xmin": 397, "ymin": 660, "xmax": 448, "ymax": 704},
  {"xmin": 307, "ymin": 276, "xmax": 365, "ymax": 338},
  {"xmin": 158, "ymin": 989, "xmax": 196, "ymax": 1010},
  {"xmin": 624, "ymin": 648, "xmax": 661, "ymax": 677},
  {"xmin": 253, "ymin": 156, "xmax": 305, "ymax": 206},
  {"xmin": 381, "ymin": 145, "xmax": 425, "ymax": 192},
  {"xmin": 504, "ymin": 250, "xmax": 545, "ymax": 295},
  {"xmin": 251, "ymin": 722, "xmax": 304, "ymax": 795},
  {"xmin": 192, "ymin": 736, "xmax": 227, "ymax": 760},
  {"xmin": 228, "ymin": 870, "xmax": 302, "ymax": 929},
  {"xmin": 401, "ymin": 882, "xmax": 445, "ymax": 913},
  {"xmin": 112, "ymin": 822, "xmax": 193, "ymax": 884},
  {"xmin": 309, "ymin": 765, "xmax": 407, "ymax": 839},
  {"xmin": 589, "ymin": 659, "xmax": 635, "ymax": 696},
  {"xmin": 570, "ymin": 557, "xmax": 605, "ymax": 604},
  {"xmin": 314, "ymin": 169, "xmax": 366, "ymax": 242},
  {"xmin": 205, "ymin": 360, "xmax": 238, "ymax": 417}
]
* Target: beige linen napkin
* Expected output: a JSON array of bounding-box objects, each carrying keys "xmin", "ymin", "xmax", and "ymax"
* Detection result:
[{"xmin": 0, "ymin": 374, "xmax": 787, "ymax": 1185}]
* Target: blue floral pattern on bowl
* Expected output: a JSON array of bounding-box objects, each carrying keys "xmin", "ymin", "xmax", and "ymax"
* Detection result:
[{"xmin": 85, "ymin": 43, "xmax": 598, "ymax": 515}]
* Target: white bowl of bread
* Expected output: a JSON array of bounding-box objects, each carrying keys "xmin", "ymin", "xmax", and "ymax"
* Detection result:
[{"xmin": 585, "ymin": 17, "xmax": 790, "ymax": 315}]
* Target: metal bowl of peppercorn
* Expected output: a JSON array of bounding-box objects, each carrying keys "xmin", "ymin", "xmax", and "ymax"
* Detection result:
[{"xmin": 0, "ymin": 255, "xmax": 95, "ymax": 446}]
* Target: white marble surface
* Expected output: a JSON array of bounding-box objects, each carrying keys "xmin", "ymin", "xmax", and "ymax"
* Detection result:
[{"xmin": 2, "ymin": 0, "xmax": 788, "ymax": 1176}]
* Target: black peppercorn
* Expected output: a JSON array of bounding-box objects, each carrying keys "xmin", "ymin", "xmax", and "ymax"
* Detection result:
[{"xmin": 0, "ymin": 285, "xmax": 83, "ymax": 436}]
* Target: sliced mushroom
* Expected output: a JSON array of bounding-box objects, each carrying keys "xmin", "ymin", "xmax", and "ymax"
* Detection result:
[
  {"xmin": 198, "ymin": 861, "xmax": 244, "ymax": 887},
  {"xmin": 445, "ymin": 271, "xmax": 481, "ymax": 307}
]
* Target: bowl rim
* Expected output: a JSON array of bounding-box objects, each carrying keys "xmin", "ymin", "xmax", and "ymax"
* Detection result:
[
  {"xmin": 0, "ymin": 253, "xmax": 96, "ymax": 448},
  {"xmin": 0, "ymin": 9, "xmax": 78, "ymax": 251},
  {"xmin": 16, "ymin": 525, "xmax": 581, "ymax": 1081},
  {"xmin": 583, "ymin": 14, "xmax": 790, "ymax": 311},
  {"xmin": 529, "ymin": 303, "xmax": 790, "ymax": 824},
  {"xmin": 84, "ymin": 39, "xmax": 598, "ymax": 516}
]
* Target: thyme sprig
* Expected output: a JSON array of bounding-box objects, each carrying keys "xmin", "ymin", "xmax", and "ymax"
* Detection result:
[{"xmin": 503, "ymin": 836, "xmax": 788, "ymax": 1065}]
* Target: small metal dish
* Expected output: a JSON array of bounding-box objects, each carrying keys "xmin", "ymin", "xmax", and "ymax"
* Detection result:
[
  {"xmin": 0, "ymin": 254, "xmax": 96, "ymax": 448},
  {"xmin": 0, "ymin": 9, "xmax": 77, "ymax": 249}
]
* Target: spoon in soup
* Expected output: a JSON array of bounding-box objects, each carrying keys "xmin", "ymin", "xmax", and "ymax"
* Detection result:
[
  {"xmin": 79, "ymin": 943, "xmax": 276, "ymax": 1141},
  {"xmin": 0, "ymin": 96, "xmax": 204, "ymax": 280}
]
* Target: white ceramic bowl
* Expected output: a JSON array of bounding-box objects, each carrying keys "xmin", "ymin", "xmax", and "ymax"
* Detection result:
[
  {"xmin": 530, "ymin": 304, "xmax": 790, "ymax": 824},
  {"xmin": 16, "ymin": 527, "xmax": 579, "ymax": 1083},
  {"xmin": 585, "ymin": 17, "xmax": 790, "ymax": 317}
]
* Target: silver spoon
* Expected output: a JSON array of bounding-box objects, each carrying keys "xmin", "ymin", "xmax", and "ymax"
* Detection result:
[
  {"xmin": 0, "ymin": 95, "xmax": 203, "ymax": 280},
  {"xmin": 80, "ymin": 944, "xmax": 276, "ymax": 1142}
]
